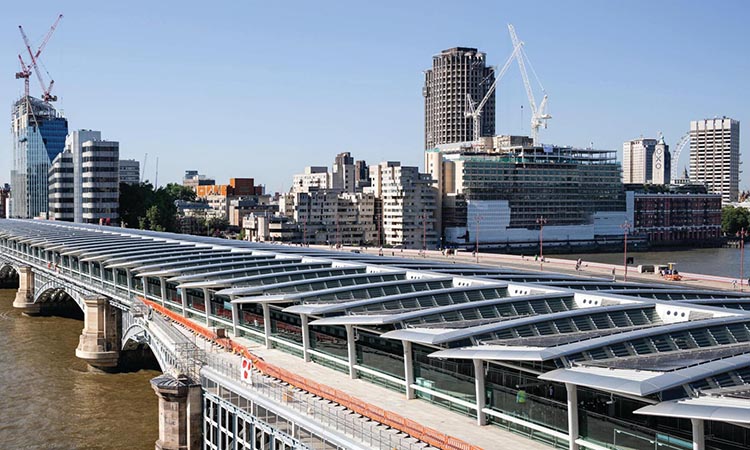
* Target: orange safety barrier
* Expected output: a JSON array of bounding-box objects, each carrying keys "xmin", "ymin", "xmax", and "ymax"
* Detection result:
[{"xmin": 140, "ymin": 297, "xmax": 483, "ymax": 450}]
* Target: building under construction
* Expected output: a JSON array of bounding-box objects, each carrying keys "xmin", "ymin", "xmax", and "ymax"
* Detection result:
[
  {"xmin": 10, "ymin": 96, "xmax": 68, "ymax": 218},
  {"xmin": 426, "ymin": 137, "xmax": 627, "ymax": 248}
]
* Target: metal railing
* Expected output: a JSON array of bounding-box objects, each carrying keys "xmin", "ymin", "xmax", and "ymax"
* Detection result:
[{"xmin": 204, "ymin": 352, "xmax": 429, "ymax": 450}]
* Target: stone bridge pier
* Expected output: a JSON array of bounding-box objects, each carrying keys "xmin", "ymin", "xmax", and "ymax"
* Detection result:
[
  {"xmin": 12, "ymin": 266, "xmax": 40, "ymax": 315},
  {"xmin": 151, "ymin": 374, "xmax": 202, "ymax": 450},
  {"xmin": 75, "ymin": 295, "xmax": 121, "ymax": 370}
]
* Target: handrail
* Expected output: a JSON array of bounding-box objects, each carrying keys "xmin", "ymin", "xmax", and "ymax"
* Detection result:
[{"xmin": 141, "ymin": 297, "xmax": 483, "ymax": 450}]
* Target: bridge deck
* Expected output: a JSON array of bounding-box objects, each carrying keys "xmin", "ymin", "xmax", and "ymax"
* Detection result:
[{"xmin": 241, "ymin": 337, "xmax": 552, "ymax": 450}]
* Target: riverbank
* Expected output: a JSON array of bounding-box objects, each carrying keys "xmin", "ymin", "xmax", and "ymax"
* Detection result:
[{"xmin": 314, "ymin": 245, "xmax": 747, "ymax": 293}]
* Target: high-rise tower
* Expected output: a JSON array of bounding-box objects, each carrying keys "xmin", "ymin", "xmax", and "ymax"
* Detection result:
[
  {"xmin": 10, "ymin": 96, "xmax": 68, "ymax": 218},
  {"xmin": 690, "ymin": 117, "xmax": 740, "ymax": 203},
  {"xmin": 424, "ymin": 47, "xmax": 495, "ymax": 149}
]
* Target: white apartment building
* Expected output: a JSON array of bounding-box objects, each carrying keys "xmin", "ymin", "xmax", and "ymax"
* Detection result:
[
  {"xmin": 291, "ymin": 166, "xmax": 331, "ymax": 193},
  {"xmin": 284, "ymin": 190, "xmax": 376, "ymax": 246},
  {"xmin": 368, "ymin": 161, "xmax": 438, "ymax": 249},
  {"xmin": 332, "ymin": 152, "xmax": 356, "ymax": 192},
  {"xmin": 81, "ymin": 140, "xmax": 120, "ymax": 224},
  {"xmin": 690, "ymin": 117, "xmax": 740, "ymax": 203}
]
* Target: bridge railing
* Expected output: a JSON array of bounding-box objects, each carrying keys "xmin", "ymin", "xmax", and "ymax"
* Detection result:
[
  {"xmin": 142, "ymin": 298, "xmax": 480, "ymax": 450},
  {"xmin": 203, "ymin": 352, "xmax": 428, "ymax": 450}
]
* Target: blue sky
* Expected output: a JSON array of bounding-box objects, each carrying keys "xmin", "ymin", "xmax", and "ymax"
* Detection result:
[{"xmin": 1, "ymin": 1, "xmax": 748, "ymax": 192}]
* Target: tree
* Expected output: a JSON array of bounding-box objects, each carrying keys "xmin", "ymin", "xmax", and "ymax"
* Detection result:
[
  {"xmin": 721, "ymin": 206, "xmax": 750, "ymax": 235},
  {"xmin": 119, "ymin": 182, "xmax": 153, "ymax": 228},
  {"xmin": 165, "ymin": 183, "xmax": 197, "ymax": 202},
  {"xmin": 119, "ymin": 182, "xmax": 190, "ymax": 233}
]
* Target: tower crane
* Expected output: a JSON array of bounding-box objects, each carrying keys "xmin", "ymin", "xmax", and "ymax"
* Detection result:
[
  {"xmin": 466, "ymin": 42, "xmax": 524, "ymax": 143},
  {"xmin": 16, "ymin": 14, "xmax": 63, "ymax": 103},
  {"xmin": 670, "ymin": 132, "xmax": 690, "ymax": 180},
  {"xmin": 141, "ymin": 153, "xmax": 148, "ymax": 183},
  {"xmin": 508, "ymin": 24, "xmax": 551, "ymax": 145}
]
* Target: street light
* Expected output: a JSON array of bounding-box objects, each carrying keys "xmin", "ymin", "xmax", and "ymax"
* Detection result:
[
  {"xmin": 739, "ymin": 228, "xmax": 746, "ymax": 291},
  {"xmin": 536, "ymin": 216, "xmax": 547, "ymax": 271},
  {"xmin": 475, "ymin": 215, "xmax": 483, "ymax": 264},
  {"xmin": 621, "ymin": 220, "xmax": 631, "ymax": 282}
]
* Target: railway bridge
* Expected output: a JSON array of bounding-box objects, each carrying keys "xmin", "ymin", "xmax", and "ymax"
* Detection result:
[{"xmin": 3, "ymin": 220, "xmax": 750, "ymax": 450}]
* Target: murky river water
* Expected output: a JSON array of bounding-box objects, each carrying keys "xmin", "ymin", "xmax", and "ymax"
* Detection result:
[
  {"xmin": 0, "ymin": 289, "xmax": 159, "ymax": 450},
  {"xmin": 557, "ymin": 247, "xmax": 749, "ymax": 279}
]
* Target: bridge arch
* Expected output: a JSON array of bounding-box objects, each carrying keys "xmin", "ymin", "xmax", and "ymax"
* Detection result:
[
  {"xmin": 32, "ymin": 280, "xmax": 86, "ymax": 313},
  {"xmin": 121, "ymin": 322, "xmax": 170, "ymax": 373},
  {"xmin": 0, "ymin": 262, "xmax": 20, "ymax": 276}
]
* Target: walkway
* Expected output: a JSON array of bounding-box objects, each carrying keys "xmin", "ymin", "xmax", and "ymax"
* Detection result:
[
  {"xmin": 319, "ymin": 245, "xmax": 741, "ymax": 292},
  {"xmin": 242, "ymin": 338, "xmax": 552, "ymax": 450}
]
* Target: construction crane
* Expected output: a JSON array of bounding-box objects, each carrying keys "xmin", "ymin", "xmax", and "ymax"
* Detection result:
[
  {"xmin": 670, "ymin": 132, "xmax": 690, "ymax": 180},
  {"xmin": 16, "ymin": 14, "xmax": 63, "ymax": 102},
  {"xmin": 508, "ymin": 24, "xmax": 551, "ymax": 145},
  {"xmin": 141, "ymin": 153, "xmax": 148, "ymax": 183},
  {"xmin": 466, "ymin": 42, "xmax": 524, "ymax": 143}
]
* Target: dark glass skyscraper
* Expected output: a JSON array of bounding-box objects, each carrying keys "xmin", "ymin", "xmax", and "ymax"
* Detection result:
[{"xmin": 10, "ymin": 96, "xmax": 68, "ymax": 218}]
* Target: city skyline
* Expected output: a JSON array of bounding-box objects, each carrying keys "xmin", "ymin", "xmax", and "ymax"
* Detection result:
[{"xmin": 1, "ymin": 1, "xmax": 748, "ymax": 192}]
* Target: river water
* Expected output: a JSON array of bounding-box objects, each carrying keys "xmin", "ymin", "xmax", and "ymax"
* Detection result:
[
  {"xmin": 557, "ymin": 247, "xmax": 749, "ymax": 279},
  {"xmin": 0, "ymin": 289, "xmax": 159, "ymax": 450}
]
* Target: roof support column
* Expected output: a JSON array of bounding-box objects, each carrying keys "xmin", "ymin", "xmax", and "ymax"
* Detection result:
[
  {"xmin": 159, "ymin": 277, "xmax": 167, "ymax": 306},
  {"xmin": 403, "ymin": 341, "xmax": 415, "ymax": 399},
  {"xmin": 261, "ymin": 303, "xmax": 272, "ymax": 349},
  {"xmin": 180, "ymin": 288, "xmax": 188, "ymax": 315},
  {"xmin": 201, "ymin": 288, "xmax": 211, "ymax": 326},
  {"xmin": 300, "ymin": 313, "xmax": 311, "ymax": 362},
  {"xmin": 473, "ymin": 359, "xmax": 487, "ymax": 425},
  {"xmin": 230, "ymin": 298, "xmax": 239, "ymax": 337},
  {"xmin": 691, "ymin": 418, "xmax": 705, "ymax": 450},
  {"xmin": 345, "ymin": 324, "xmax": 358, "ymax": 379},
  {"xmin": 125, "ymin": 268, "xmax": 132, "ymax": 292},
  {"xmin": 566, "ymin": 383, "xmax": 579, "ymax": 450}
]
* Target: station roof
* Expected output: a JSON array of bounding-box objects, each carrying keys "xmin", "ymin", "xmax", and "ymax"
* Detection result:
[{"xmin": 3, "ymin": 218, "xmax": 750, "ymax": 421}]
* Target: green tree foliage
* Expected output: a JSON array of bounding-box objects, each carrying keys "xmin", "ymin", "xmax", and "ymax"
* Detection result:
[
  {"xmin": 120, "ymin": 182, "xmax": 196, "ymax": 232},
  {"xmin": 721, "ymin": 206, "xmax": 750, "ymax": 235}
]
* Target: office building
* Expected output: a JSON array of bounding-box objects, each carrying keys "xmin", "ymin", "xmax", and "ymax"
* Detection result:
[
  {"xmin": 622, "ymin": 137, "xmax": 671, "ymax": 185},
  {"xmin": 48, "ymin": 136, "xmax": 120, "ymax": 224},
  {"xmin": 690, "ymin": 117, "xmax": 740, "ymax": 203},
  {"xmin": 183, "ymin": 170, "xmax": 216, "ymax": 189},
  {"xmin": 0, "ymin": 185, "xmax": 10, "ymax": 219},
  {"xmin": 10, "ymin": 96, "xmax": 68, "ymax": 218},
  {"xmin": 368, "ymin": 162, "xmax": 439, "ymax": 249},
  {"xmin": 119, "ymin": 159, "xmax": 140, "ymax": 185},
  {"xmin": 424, "ymin": 47, "xmax": 495, "ymax": 149},
  {"xmin": 427, "ymin": 139, "xmax": 627, "ymax": 247},
  {"xmin": 65, "ymin": 130, "xmax": 102, "ymax": 222},
  {"xmin": 48, "ymin": 150, "xmax": 74, "ymax": 221},
  {"xmin": 81, "ymin": 140, "xmax": 120, "ymax": 224}
]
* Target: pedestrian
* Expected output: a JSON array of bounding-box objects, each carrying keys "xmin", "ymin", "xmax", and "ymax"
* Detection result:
[
  {"xmin": 611, "ymin": 267, "xmax": 616, "ymax": 281},
  {"xmin": 733, "ymin": 280, "xmax": 738, "ymax": 290}
]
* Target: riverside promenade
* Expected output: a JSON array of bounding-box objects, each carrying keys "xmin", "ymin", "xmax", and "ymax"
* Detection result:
[{"xmin": 316, "ymin": 245, "xmax": 743, "ymax": 293}]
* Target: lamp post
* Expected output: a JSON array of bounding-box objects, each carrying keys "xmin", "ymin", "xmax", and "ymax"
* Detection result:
[
  {"xmin": 537, "ymin": 216, "xmax": 547, "ymax": 271},
  {"xmin": 621, "ymin": 220, "xmax": 631, "ymax": 282},
  {"xmin": 421, "ymin": 211, "xmax": 427, "ymax": 257},
  {"xmin": 475, "ymin": 215, "xmax": 483, "ymax": 264},
  {"xmin": 739, "ymin": 228, "xmax": 746, "ymax": 291}
]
